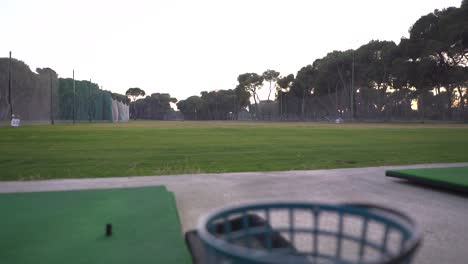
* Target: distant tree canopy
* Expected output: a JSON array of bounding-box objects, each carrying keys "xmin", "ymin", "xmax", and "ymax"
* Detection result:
[
  {"xmin": 177, "ymin": 89, "xmax": 238, "ymax": 120},
  {"xmin": 237, "ymin": 73, "xmax": 264, "ymax": 118},
  {"xmin": 125, "ymin": 87, "xmax": 146, "ymax": 102},
  {"xmin": 262, "ymin": 69, "xmax": 280, "ymax": 101},
  {"xmin": 175, "ymin": 1, "xmax": 468, "ymax": 121},
  {"xmin": 126, "ymin": 87, "xmax": 146, "ymax": 120},
  {"xmin": 277, "ymin": 74, "xmax": 295, "ymax": 93},
  {"xmin": 131, "ymin": 93, "xmax": 177, "ymax": 120}
]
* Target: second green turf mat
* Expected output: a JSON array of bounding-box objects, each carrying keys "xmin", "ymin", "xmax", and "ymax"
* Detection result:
[
  {"xmin": 0, "ymin": 186, "xmax": 191, "ymax": 264},
  {"xmin": 386, "ymin": 166, "xmax": 468, "ymax": 193}
]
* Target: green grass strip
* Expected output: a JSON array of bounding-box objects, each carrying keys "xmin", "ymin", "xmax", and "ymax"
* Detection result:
[{"xmin": 1, "ymin": 121, "xmax": 468, "ymax": 180}]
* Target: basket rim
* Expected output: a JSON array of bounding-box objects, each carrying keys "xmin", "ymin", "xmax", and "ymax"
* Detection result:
[{"xmin": 197, "ymin": 201, "xmax": 422, "ymax": 264}]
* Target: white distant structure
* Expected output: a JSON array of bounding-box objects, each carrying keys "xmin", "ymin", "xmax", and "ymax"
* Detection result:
[
  {"xmin": 10, "ymin": 115, "xmax": 20, "ymax": 127},
  {"xmin": 111, "ymin": 99, "xmax": 129, "ymax": 122}
]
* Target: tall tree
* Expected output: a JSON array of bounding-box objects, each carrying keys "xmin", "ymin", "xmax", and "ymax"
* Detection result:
[
  {"xmin": 389, "ymin": 57, "xmax": 414, "ymax": 119},
  {"xmin": 312, "ymin": 50, "xmax": 357, "ymax": 118},
  {"xmin": 235, "ymin": 84, "xmax": 251, "ymax": 117},
  {"xmin": 355, "ymin": 40, "xmax": 397, "ymax": 118},
  {"xmin": 125, "ymin": 87, "xmax": 146, "ymax": 102},
  {"xmin": 276, "ymin": 74, "xmax": 294, "ymax": 118},
  {"xmin": 126, "ymin": 87, "xmax": 146, "ymax": 120},
  {"xmin": 399, "ymin": 5, "xmax": 468, "ymax": 119},
  {"xmin": 262, "ymin": 69, "xmax": 280, "ymax": 101},
  {"xmin": 312, "ymin": 54, "xmax": 344, "ymax": 117},
  {"xmin": 292, "ymin": 65, "xmax": 316, "ymax": 119},
  {"xmin": 237, "ymin": 73, "xmax": 264, "ymax": 118}
]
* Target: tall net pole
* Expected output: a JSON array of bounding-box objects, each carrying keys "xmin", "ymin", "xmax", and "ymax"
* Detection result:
[
  {"xmin": 88, "ymin": 78, "xmax": 92, "ymax": 122},
  {"xmin": 8, "ymin": 51, "xmax": 13, "ymax": 119},
  {"xmin": 50, "ymin": 70, "xmax": 54, "ymax": 125},
  {"xmin": 101, "ymin": 85, "xmax": 105, "ymax": 121},
  {"xmin": 351, "ymin": 50, "xmax": 355, "ymax": 120},
  {"xmin": 73, "ymin": 70, "xmax": 76, "ymax": 124}
]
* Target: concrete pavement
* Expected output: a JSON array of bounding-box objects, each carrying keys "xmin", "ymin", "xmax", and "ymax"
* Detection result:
[{"xmin": 1, "ymin": 163, "xmax": 467, "ymax": 263}]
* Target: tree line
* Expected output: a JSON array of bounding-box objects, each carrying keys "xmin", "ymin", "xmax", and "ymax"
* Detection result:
[
  {"xmin": 126, "ymin": 88, "xmax": 179, "ymax": 120},
  {"xmin": 128, "ymin": 2, "xmax": 467, "ymax": 121}
]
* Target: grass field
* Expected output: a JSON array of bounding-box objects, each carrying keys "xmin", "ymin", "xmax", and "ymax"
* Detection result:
[{"xmin": 0, "ymin": 121, "xmax": 467, "ymax": 181}]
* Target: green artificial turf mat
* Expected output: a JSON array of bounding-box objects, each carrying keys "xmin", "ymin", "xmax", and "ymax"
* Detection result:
[
  {"xmin": 386, "ymin": 166, "xmax": 468, "ymax": 193},
  {"xmin": 0, "ymin": 186, "xmax": 191, "ymax": 264}
]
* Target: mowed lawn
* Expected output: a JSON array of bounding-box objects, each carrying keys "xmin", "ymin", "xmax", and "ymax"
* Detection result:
[{"xmin": 0, "ymin": 121, "xmax": 467, "ymax": 181}]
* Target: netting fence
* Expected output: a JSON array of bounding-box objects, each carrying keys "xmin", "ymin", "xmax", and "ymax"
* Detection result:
[{"xmin": 0, "ymin": 58, "xmax": 128, "ymax": 125}]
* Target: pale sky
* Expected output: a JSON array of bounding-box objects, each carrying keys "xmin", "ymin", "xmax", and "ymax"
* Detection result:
[{"xmin": 1, "ymin": 0, "xmax": 462, "ymax": 102}]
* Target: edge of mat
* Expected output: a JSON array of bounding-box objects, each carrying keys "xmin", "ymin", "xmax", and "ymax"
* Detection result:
[{"xmin": 385, "ymin": 170, "xmax": 468, "ymax": 194}]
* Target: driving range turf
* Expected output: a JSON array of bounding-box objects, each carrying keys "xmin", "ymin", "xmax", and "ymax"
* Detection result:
[
  {"xmin": 0, "ymin": 186, "xmax": 191, "ymax": 264},
  {"xmin": 386, "ymin": 166, "xmax": 468, "ymax": 193},
  {"xmin": 0, "ymin": 121, "xmax": 467, "ymax": 181}
]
